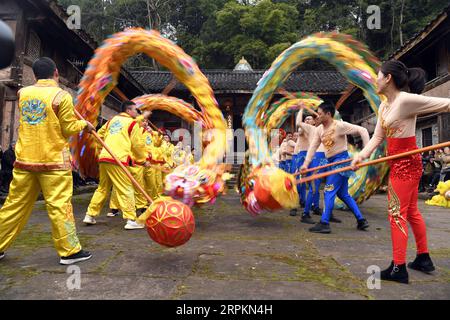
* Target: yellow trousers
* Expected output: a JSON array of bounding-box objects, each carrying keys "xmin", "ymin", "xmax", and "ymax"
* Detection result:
[
  {"xmin": 87, "ymin": 163, "xmax": 136, "ymax": 220},
  {"xmin": 143, "ymin": 167, "xmax": 159, "ymax": 200},
  {"xmin": 0, "ymin": 168, "xmax": 82, "ymax": 257},
  {"xmin": 110, "ymin": 166, "xmax": 147, "ymax": 210},
  {"xmin": 155, "ymin": 169, "xmax": 164, "ymax": 196}
]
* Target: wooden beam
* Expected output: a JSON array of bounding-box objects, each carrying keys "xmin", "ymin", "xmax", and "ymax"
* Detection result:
[
  {"xmin": 0, "ymin": 85, "xmax": 5, "ymax": 146},
  {"xmin": 11, "ymin": 8, "xmax": 26, "ymax": 86},
  {"xmin": 26, "ymin": 16, "xmax": 46, "ymax": 22},
  {"xmin": 161, "ymin": 77, "xmax": 177, "ymax": 95},
  {"xmin": 335, "ymin": 85, "xmax": 357, "ymax": 109}
]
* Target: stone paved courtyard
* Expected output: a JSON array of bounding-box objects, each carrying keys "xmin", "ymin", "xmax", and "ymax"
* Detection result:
[{"xmin": 1, "ymin": 190, "xmax": 449, "ymax": 300}]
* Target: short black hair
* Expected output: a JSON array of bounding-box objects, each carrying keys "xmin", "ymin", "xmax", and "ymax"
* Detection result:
[
  {"xmin": 32, "ymin": 57, "xmax": 57, "ymax": 80},
  {"xmin": 318, "ymin": 101, "xmax": 335, "ymax": 117},
  {"xmin": 120, "ymin": 100, "xmax": 136, "ymax": 113},
  {"xmin": 303, "ymin": 113, "xmax": 314, "ymax": 121}
]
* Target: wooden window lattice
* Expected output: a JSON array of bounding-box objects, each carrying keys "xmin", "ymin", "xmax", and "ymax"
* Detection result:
[{"xmin": 26, "ymin": 30, "xmax": 41, "ymax": 60}]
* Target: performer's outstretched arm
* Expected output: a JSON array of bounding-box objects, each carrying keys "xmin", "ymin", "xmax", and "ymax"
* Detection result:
[
  {"xmin": 58, "ymin": 93, "xmax": 88, "ymax": 137},
  {"xmin": 339, "ymin": 121, "xmax": 370, "ymax": 147},
  {"xmin": 400, "ymin": 92, "xmax": 450, "ymax": 117}
]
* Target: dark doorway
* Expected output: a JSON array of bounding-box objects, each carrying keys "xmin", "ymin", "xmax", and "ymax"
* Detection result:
[{"xmin": 422, "ymin": 127, "xmax": 433, "ymax": 147}]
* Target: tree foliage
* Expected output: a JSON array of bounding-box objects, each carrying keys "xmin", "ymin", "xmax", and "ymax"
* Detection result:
[{"xmin": 58, "ymin": 0, "xmax": 449, "ymax": 69}]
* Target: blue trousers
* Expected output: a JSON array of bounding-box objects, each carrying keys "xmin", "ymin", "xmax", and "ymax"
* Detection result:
[
  {"xmin": 279, "ymin": 160, "xmax": 286, "ymax": 172},
  {"xmin": 285, "ymin": 159, "xmax": 292, "ymax": 173},
  {"xmin": 304, "ymin": 152, "xmax": 326, "ymax": 215},
  {"xmin": 292, "ymin": 151, "xmax": 307, "ymax": 203},
  {"xmin": 321, "ymin": 151, "xmax": 364, "ymax": 224}
]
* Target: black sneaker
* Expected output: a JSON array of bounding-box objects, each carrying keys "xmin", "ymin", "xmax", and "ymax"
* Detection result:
[
  {"xmin": 138, "ymin": 207, "xmax": 147, "ymax": 215},
  {"xmin": 309, "ymin": 222, "xmax": 331, "ymax": 234},
  {"xmin": 381, "ymin": 261, "xmax": 409, "ymax": 284},
  {"xmin": 60, "ymin": 250, "xmax": 92, "ymax": 265},
  {"xmin": 357, "ymin": 218, "xmax": 369, "ymax": 230},
  {"xmin": 289, "ymin": 208, "xmax": 298, "ymax": 216},
  {"xmin": 329, "ymin": 215, "xmax": 342, "ymax": 223},
  {"xmin": 408, "ymin": 253, "xmax": 435, "ymax": 274},
  {"xmin": 301, "ymin": 215, "xmax": 315, "ymax": 224},
  {"xmin": 312, "ymin": 206, "xmax": 322, "ymax": 216},
  {"xmin": 0, "ymin": 252, "xmax": 5, "ymax": 260}
]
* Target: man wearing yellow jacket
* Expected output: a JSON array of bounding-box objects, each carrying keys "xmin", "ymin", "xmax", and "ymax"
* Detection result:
[
  {"xmin": 0, "ymin": 57, "xmax": 95, "ymax": 265},
  {"xmin": 83, "ymin": 101, "xmax": 150, "ymax": 230},
  {"xmin": 146, "ymin": 129, "xmax": 166, "ymax": 196},
  {"xmin": 107, "ymin": 117, "xmax": 151, "ymax": 217},
  {"xmin": 141, "ymin": 121, "xmax": 160, "ymax": 200},
  {"xmin": 161, "ymin": 134, "xmax": 175, "ymax": 180}
]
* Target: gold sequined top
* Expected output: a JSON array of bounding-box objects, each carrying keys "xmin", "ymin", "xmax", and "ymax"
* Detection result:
[{"xmin": 304, "ymin": 120, "xmax": 370, "ymax": 166}]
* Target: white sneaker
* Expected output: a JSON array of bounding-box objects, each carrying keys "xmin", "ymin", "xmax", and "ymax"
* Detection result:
[
  {"xmin": 107, "ymin": 210, "xmax": 120, "ymax": 217},
  {"xmin": 0, "ymin": 252, "xmax": 5, "ymax": 260},
  {"xmin": 83, "ymin": 214, "xmax": 97, "ymax": 225},
  {"xmin": 124, "ymin": 220, "xmax": 145, "ymax": 230}
]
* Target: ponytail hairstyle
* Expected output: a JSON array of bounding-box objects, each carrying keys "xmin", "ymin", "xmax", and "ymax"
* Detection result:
[{"xmin": 380, "ymin": 60, "xmax": 427, "ymax": 94}]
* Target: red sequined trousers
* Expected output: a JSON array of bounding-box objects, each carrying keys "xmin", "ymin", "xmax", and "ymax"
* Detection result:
[{"xmin": 387, "ymin": 137, "xmax": 428, "ymax": 265}]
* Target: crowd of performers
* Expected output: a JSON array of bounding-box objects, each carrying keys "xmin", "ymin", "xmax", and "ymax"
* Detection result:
[
  {"xmin": 0, "ymin": 56, "xmax": 450, "ymax": 286},
  {"xmin": 0, "ymin": 57, "xmax": 194, "ymax": 265},
  {"xmin": 82, "ymin": 101, "xmax": 194, "ymax": 230},
  {"xmin": 274, "ymin": 103, "xmax": 370, "ymax": 231},
  {"xmin": 273, "ymin": 60, "xmax": 450, "ymax": 284}
]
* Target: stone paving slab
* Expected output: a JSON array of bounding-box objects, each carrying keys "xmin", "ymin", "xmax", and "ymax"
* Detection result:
[{"xmin": 0, "ymin": 191, "xmax": 449, "ymax": 300}]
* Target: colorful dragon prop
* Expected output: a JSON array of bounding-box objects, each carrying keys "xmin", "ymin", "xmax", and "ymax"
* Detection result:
[
  {"xmin": 240, "ymin": 32, "xmax": 388, "ymax": 215},
  {"xmin": 261, "ymin": 93, "xmax": 382, "ymax": 209},
  {"xmin": 134, "ymin": 94, "xmax": 207, "ymax": 127},
  {"xmin": 262, "ymin": 92, "xmax": 324, "ymax": 132},
  {"xmin": 134, "ymin": 94, "xmax": 229, "ymax": 206},
  {"xmin": 71, "ymin": 28, "xmax": 228, "ymax": 207}
]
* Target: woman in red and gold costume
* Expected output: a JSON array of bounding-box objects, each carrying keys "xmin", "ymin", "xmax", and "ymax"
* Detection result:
[{"xmin": 352, "ymin": 60, "xmax": 450, "ymax": 284}]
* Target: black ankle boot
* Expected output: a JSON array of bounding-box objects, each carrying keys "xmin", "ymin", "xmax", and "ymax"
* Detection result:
[
  {"xmin": 381, "ymin": 261, "xmax": 409, "ymax": 284},
  {"xmin": 408, "ymin": 253, "xmax": 435, "ymax": 273},
  {"xmin": 312, "ymin": 206, "xmax": 322, "ymax": 216}
]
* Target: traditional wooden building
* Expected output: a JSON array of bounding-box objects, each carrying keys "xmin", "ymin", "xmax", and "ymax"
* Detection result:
[
  {"xmin": 0, "ymin": 0, "xmax": 350, "ymax": 160},
  {"xmin": 132, "ymin": 58, "xmax": 348, "ymax": 161},
  {"xmin": 132, "ymin": 57, "xmax": 348, "ymax": 132},
  {"xmin": 0, "ymin": 0, "xmax": 145, "ymax": 149},
  {"xmin": 338, "ymin": 5, "xmax": 450, "ymax": 147}
]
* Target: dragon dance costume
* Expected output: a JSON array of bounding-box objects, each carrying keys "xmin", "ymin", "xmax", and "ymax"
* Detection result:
[
  {"xmin": 359, "ymin": 92, "xmax": 450, "ymax": 265},
  {"xmin": 278, "ymin": 140, "xmax": 287, "ymax": 172},
  {"xmin": 86, "ymin": 113, "xmax": 146, "ymax": 221},
  {"xmin": 303, "ymin": 148, "xmax": 327, "ymax": 215},
  {"xmin": 292, "ymin": 150, "xmax": 307, "ymax": 203},
  {"xmin": 305, "ymin": 120, "xmax": 370, "ymax": 226},
  {"xmin": 109, "ymin": 127, "xmax": 150, "ymax": 213},
  {"xmin": 0, "ymin": 79, "xmax": 87, "ymax": 257},
  {"xmin": 293, "ymin": 116, "xmax": 315, "ymax": 207}
]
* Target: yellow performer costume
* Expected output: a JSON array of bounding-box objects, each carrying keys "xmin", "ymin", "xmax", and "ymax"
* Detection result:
[
  {"xmin": 85, "ymin": 112, "xmax": 146, "ymax": 222},
  {"xmin": 142, "ymin": 129, "xmax": 160, "ymax": 200},
  {"xmin": 0, "ymin": 79, "xmax": 88, "ymax": 259},
  {"xmin": 148, "ymin": 132, "xmax": 166, "ymax": 196},
  {"xmin": 109, "ymin": 127, "xmax": 148, "ymax": 212},
  {"xmin": 161, "ymin": 140, "xmax": 175, "ymax": 181}
]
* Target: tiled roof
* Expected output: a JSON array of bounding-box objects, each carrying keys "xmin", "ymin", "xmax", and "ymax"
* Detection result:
[{"xmin": 131, "ymin": 70, "xmax": 349, "ymax": 94}]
